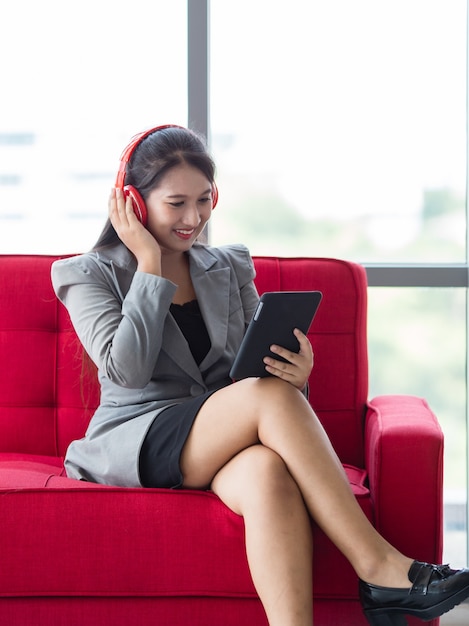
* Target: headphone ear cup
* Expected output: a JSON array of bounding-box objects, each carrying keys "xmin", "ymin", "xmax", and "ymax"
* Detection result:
[
  {"xmin": 123, "ymin": 185, "xmax": 148, "ymax": 226},
  {"xmin": 212, "ymin": 182, "xmax": 219, "ymax": 209}
]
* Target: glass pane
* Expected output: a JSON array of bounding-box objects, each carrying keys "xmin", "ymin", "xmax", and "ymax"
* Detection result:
[
  {"xmin": 368, "ymin": 287, "xmax": 467, "ymax": 567},
  {"xmin": 209, "ymin": 0, "xmax": 466, "ymax": 263},
  {"xmin": 0, "ymin": 0, "xmax": 187, "ymax": 254}
]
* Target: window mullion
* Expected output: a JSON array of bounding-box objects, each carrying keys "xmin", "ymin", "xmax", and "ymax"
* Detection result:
[{"xmin": 187, "ymin": 0, "xmax": 209, "ymax": 139}]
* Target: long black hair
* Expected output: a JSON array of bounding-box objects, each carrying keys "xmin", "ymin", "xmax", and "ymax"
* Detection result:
[{"xmin": 93, "ymin": 126, "xmax": 216, "ymax": 250}]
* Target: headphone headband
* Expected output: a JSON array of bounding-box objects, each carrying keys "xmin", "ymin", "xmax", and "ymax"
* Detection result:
[{"xmin": 115, "ymin": 124, "xmax": 183, "ymax": 189}]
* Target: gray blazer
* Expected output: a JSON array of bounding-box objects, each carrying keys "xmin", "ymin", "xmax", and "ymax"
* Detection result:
[{"xmin": 51, "ymin": 242, "xmax": 258, "ymax": 487}]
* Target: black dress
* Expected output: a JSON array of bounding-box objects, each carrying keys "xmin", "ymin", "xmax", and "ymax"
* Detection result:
[{"xmin": 139, "ymin": 300, "xmax": 215, "ymax": 488}]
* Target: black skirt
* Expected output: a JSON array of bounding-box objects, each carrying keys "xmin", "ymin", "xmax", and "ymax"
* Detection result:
[{"xmin": 138, "ymin": 390, "xmax": 216, "ymax": 488}]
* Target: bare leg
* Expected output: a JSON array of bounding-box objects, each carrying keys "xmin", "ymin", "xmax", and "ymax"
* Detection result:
[
  {"xmin": 211, "ymin": 444, "xmax": 313, "ymax": 626},
  {"xmin": 181, "ymin": 377, "xmax": 413, "ymax": 588}
]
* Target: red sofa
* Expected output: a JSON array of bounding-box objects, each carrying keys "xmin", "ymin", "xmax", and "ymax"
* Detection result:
[{"xmin": 0, "ymin": 254, "xmax": 443, "ymax": 626}]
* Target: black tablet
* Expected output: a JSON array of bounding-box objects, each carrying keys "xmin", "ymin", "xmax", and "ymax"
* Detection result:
[{"xmin": 229, "ymin": 291, "xmax": 322, "ymax": 380}]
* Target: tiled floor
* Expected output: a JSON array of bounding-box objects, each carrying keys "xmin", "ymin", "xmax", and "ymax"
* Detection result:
[{"xmin": 440, "ymin": 600, "xmax": 469, "ymax": 625}]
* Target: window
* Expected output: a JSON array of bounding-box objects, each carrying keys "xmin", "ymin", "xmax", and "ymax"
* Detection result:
[
  {"xmin": 367, "ymin": 287, "xmax": 467, "ymax": 565},
  {"xmin": 210, "ymin": 0, "xmax": 466, "ymax": 264},
  {"xmin": 0, "ymin": 0, "xmax": 187, "ymax": 253},
  {"xmin": 209, "ymin": 0, "xmax": 468, "ymax": 566}
]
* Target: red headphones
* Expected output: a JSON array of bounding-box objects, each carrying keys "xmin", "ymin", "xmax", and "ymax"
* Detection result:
[{"xmin": 115, "ymin": 124, "xmax": 218, "ymax": 226}]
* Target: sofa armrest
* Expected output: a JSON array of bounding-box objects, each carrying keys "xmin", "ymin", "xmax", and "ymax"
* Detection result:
[{"xmin": 365, "ymin": 394, "xmax": 444, "ymax": 563}]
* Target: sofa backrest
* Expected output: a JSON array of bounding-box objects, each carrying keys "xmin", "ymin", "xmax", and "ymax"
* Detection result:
[
  {"xmin": 254, "ymin": 257, "xmax": 368, "ymax": 466},
  {"xmin": 0, "ymin": 254, "xmax": 368, "ymax": 467}
]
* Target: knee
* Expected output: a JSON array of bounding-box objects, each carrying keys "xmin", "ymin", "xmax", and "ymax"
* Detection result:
[
  {"xmin": 238, "ymin": 377, "xmax": 313, "ymax": 438},
  {"xmin": 211, "ymin": 444, "xmax": 302, "ymax": 516},
  {"xmin": 241, "ymin": 445, "xmax": 301, "ymax": 505}
]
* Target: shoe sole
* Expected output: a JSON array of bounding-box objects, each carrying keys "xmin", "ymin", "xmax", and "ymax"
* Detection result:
[{"xmin": 364, "ymin": 583, "xmax": 469, "ymax": 624}]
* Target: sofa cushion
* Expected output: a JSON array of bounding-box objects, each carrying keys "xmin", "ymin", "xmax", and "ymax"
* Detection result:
[{"xmin": 0, "ymin": 454, "xmax": 370, "ymax": 599}]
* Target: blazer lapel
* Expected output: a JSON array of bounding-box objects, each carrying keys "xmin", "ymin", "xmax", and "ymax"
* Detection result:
[{"xmin": 189, "ymin": 246, "xmax": 231, "ymax": 372}]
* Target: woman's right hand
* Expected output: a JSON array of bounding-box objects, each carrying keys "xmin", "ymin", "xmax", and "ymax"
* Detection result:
[{"xmin": 108, "ymin": 187, "xmax": 162, "ymax": 275}]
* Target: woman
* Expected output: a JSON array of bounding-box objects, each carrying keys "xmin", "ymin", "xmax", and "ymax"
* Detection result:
[{"xmin": 52, "ymin": 125, "xmax": 469, "ymax": 626}]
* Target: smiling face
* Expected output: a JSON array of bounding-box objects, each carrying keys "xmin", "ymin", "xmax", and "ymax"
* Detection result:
[{"xmin": 145, "ymin": 162, "xmax": 214, "ymax": 255}]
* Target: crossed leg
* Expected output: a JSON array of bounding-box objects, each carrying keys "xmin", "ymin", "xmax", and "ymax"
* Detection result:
[
  {"xmin": 212, "ymin": 445, "xmax": 313, "ymax": 626},
  {"xmin": 180, "ymin": 377, "xmax": 413, "ymax": 625}
]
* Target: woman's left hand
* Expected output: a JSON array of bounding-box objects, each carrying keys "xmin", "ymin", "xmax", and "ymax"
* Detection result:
[{"xmin": 263, "ymin": 328, "xmax": 314, "ymax": 390}]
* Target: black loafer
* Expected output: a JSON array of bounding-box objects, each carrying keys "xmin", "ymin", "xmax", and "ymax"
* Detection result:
[{"xmin": 359, "ymin": 560, "xmax": 469, "ymax": 626}]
